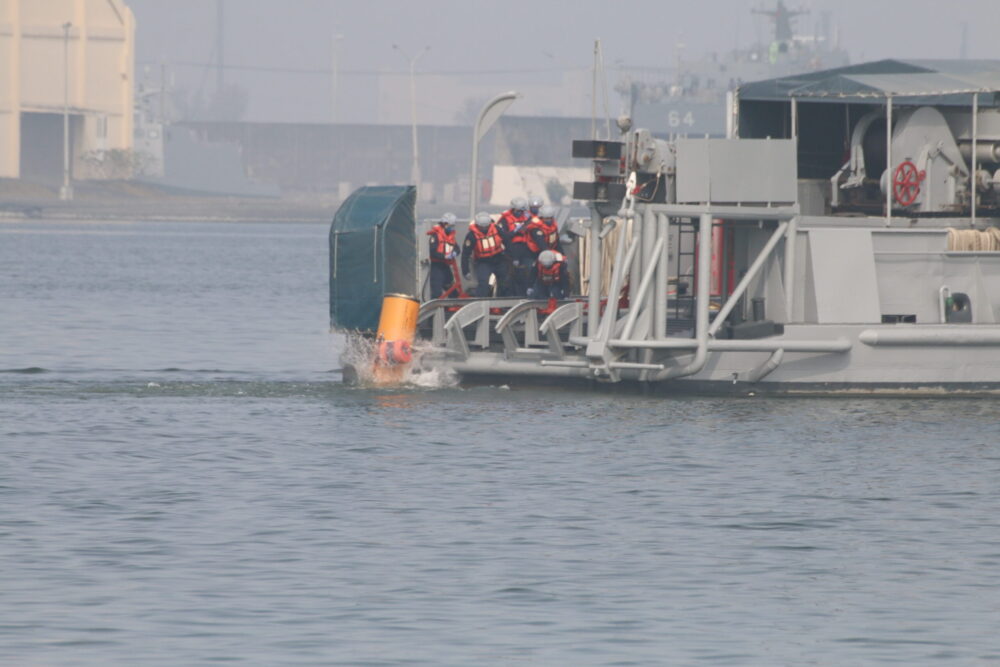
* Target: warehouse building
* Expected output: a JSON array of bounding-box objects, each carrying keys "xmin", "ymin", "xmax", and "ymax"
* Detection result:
[{"xmin": 0, "ymin": 0, "xmax": 134, "ymax": 182}]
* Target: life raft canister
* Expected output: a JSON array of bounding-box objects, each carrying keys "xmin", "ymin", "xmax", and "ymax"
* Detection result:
[
  {"xmin": 372, "ymin": 293, "xmax": 419, "ymax": 385},
  {"xmin": 377, "ymin": 339, "xmax": 413, "ymax": 365}
]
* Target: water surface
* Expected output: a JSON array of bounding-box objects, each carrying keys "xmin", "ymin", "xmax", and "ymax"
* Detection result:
[{"xmin": 2, "ymin": 219, "xmax": 1000, "ymax": 664}]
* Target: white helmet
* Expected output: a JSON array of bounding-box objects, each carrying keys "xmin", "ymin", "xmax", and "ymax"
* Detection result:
[
  {"xmin": 539, "ymin": 205, "xmax": 557, "ymax": 219},
  {"xmin": 529, "ymin": 198, "xmax": 543, "ymax": 211},
  {"xmin": 511, "ymin": 197, "xmax": 528, "ymax": 210},
  {"xmin": 440, "ymin": 212, "xmax": 456, "ymax": 226},
  {"xmin": 474, "ymin": 212, "xmax": 492, "ymax": 229},
  {"xmin": 538, "ymin": 250, "xmax": 558, "ymax": 267}
]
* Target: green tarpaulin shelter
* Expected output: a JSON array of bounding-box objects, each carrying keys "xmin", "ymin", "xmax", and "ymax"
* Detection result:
[{"xmin": 329, "ymin": 186, "xmax": 417, "ymax": 333}]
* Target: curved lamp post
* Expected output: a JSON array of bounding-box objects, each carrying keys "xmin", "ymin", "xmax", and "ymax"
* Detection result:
[
  {"xmin": 469, "ymin": 91, "xmax": 519, "ymax": 220},
  {"xmin": 392, "ymin": 44, "xmax": 429, "ymax": 188}
]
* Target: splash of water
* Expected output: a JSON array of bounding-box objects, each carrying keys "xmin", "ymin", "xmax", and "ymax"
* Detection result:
[
  {"xmin": 339, "ymin": 333, "xmax": 379, "ymax": 385},
  {"xmin": 406, "ymin": 340, "xmax": 460, "ymax": 389},
  {"xmin": 338, "ymin": 333, "xmax": 458, "ymax": 389}
]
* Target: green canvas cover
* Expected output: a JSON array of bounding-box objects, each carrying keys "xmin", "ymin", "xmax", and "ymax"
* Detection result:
[
  {"xmin": 738, "ymin": 59, "xmax": 1000, "ymax": 107},
  {"xmin": 329, "ymin": 186, "xmax": 416, "ymax": 333}
]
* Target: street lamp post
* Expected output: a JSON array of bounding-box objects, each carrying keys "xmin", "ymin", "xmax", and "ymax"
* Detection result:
[
  {"xmin": 330, "ymin": 32, "xmax": 343, "ymax": 123},
  {"xmin": 469, "ymin": 91, "xmax": 519, "ymax": 220},
  {"xmin": 392, "ymin": 44, "xmax": 429, "ymax": 189},
  {"xmin": 60, "ymin": 21, "xmax": 73, "ymax": 201}
]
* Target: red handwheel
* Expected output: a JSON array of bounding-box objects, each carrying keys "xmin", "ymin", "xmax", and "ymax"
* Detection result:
[{"xmin": 892, "ymin": 160, "xmax": 923, "ymax": 207}]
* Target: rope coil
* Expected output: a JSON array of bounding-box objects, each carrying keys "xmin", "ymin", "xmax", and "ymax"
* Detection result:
[{"xmin": 947, "ymin": 227, "xmax": 1000, "ymax": 251}]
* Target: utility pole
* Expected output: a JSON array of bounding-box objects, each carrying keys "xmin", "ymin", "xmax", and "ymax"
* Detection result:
[
  {"xmin": 160, "ymin": 62, "xmax": 168, "ymax": 123},
  {"xmin": 60, "ymin": 22, "xmax": 73, "ymax": 201},
  {"xmin": 393, "ymin": 44, "xmax": 429, "ymax": 188},
  {"xmin": 215, "ymin": 0, "xmax": 225, "ymax": 95},
  {"xmin": 331, "ymin": 32, "xmax": 343, "ymax": 123}
]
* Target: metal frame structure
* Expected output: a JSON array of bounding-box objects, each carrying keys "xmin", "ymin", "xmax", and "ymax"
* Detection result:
[
  {"xmin": 418, "ymin": 195, "xmax": 851, "ymax": 385},
  {"xmin": 410, "ymin": 62, "xmax": 1000, "ymax": 392}
]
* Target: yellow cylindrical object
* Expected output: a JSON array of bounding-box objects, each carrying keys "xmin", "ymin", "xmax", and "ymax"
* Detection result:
[
  {"xmin": 372, "ymin": 293, "xmax": 420, "ymax": 385},
  {"xmin": 376, "ymin": 294, "xmax": 419, "ymax": 344}
]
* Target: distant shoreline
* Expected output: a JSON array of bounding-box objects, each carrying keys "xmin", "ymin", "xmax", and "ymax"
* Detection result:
[
  {"xmin": 0, "ymin": 205, "xmax": 333, "ymax": 224},
  {"xmin": 0, "ymin": 179, "xmax": 335, "ymax": 223},
  {"xmin": 0, "ymin": 179, "xmax": 483, "ymax": 223}
]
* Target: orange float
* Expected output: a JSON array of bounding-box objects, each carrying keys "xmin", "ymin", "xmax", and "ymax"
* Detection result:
[{"xmin": 372, "ymin": 293, "xmax": 419, "ymax": 385}]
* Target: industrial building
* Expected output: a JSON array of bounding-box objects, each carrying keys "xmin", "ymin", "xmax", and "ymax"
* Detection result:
[{"xmin": 0, "ymin": 0, "xmax": 134, "ymax": 183}]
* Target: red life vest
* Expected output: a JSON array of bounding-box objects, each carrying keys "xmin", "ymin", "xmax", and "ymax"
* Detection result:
[
  {"xmin": 499, "ymin": 209, "xmax": 529, "ymax": 244},
  {"xmin": 526, "ymin": 217, "xmax": 560, "ymax": 254},
  {"xmin": 538, "ymin": 253, "xmax": 566, "ymax": 285},
  {"xmin": 469, "ymin": 221, "xmax": 504, "ymax": 259},
  {"xmin": 427, "ymin": 225, "xmax": 457, "ymax": 261}
]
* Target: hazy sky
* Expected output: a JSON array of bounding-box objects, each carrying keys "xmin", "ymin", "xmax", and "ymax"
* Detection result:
[{"xmin": 128, "ymin": 0, "xmax": 999, "ymax": 124}]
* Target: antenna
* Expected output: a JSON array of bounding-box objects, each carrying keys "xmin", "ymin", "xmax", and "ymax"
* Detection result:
[
  {"xmin": 591, "ymin": 40, "xmax": 612, "ymax": 140},
  {"xmin": 752, "ymin": 1, "xmax": 807, "ymax": 43},
  {"xmin": 591, "ymin": 41, "xmax": 597, "ymax": 140}
]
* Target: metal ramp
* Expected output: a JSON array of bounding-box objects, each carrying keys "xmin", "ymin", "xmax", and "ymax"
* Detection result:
[{"xmin": 417, "ymin": 298, "xmax": 586, "ymax": 364}]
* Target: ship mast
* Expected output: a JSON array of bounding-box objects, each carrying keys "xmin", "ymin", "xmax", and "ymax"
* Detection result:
[{"xmin": 752, "ymin": 0, "xmax": 807, "ymax": 44}]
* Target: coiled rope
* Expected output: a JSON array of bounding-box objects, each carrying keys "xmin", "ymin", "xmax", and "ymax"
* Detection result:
[
  {"xmin": 947, "ymin": 227, "xmax": 1000, "ymax": 251},
  {"xmin": 579, "ymin": 216, "xmax": 633, "ymax": 297}
]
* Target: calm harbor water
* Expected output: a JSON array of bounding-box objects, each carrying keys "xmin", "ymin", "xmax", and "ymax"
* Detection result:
[{"xmin": 2, "ymin": 219, "xmax": 1000, "ymax": 665}]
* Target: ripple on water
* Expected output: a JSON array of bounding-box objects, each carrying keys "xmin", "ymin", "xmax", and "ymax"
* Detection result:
[{"xmin": 4, "ymin": 221, "xmax": 1000, "ymax": 664}]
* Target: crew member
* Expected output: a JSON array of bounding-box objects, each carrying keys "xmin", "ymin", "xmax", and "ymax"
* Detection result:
[
  {"xmin": 530, "ymin": 249, "xmax": 570, "ymax": 300},
  {"xmin": 498, "ymin": 197, "xmax": 533, "ymax": 296},
  {"xmin": 462, "ymin": 212, "xmax": 506, "ymax": 297},
  {"xmin": 526, "ymin": 205, "xmax": 563, "ymax": 256},
  {"xmin": 528, "ymin": 197, "xmax": 543, "ymax": 218},
  {"xmin": 427, "ymin": 212, "xmax": 459, "ymax": 298}
]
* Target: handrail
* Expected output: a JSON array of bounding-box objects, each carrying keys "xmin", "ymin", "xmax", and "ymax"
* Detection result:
[
  {"xmin": 540, "ymin": 302, "xmax": 585, "ymax": 358},
  {"xmin": 493, "ymin": 300, "xmax": 551, "ymax": 334},
  {"xmin": 608, "ymin": 338, "xmax": 851, "ymax": 352},
  {"xmin": 444, "ymin": 300, "xmax": 490, "ymax": 360},
  {"xmin": 494, "ymin": 299, "xmax": 551, "ymax": 359}
]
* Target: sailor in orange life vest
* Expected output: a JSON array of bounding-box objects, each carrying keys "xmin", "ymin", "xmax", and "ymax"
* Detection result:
[
  {"xmin": 529, "ymin": 249, "xmax": 570, "ymax": 300},
  {"xmin": 527, "ymin": 197, "xmax": 543, "ymax": 219},
  {"xmin": 497, "ymin": 196, "xmax": 532, "ymax": 296},
  {"xmin": 526, "ymin": 204, "xmax": 563, "ymax": 257},
  {"xmin": 427, "ymin": 212, "xmax": 459, "ymax": 298},
  {"xmin": 461, "ymin": 212, "xmax": 507, "ymax": 297}
]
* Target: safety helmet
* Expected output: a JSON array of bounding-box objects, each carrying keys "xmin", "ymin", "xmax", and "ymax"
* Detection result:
[
  {"xmin": 511, "ymin": 197, "xmax": 528, "ymax": 210},
  {"xmin": 529, "ymin": 198, "xmax": 543, "ymax": 213},
  {"xmin": 538, "ymin": 250, "xmax": 558, "ymax": 267},
  {"xmin": 474, "ymin": 212, "xmax": 492, "ymax": 229},
  {"xmin": 440, "ymin": 212, "xmax": 456, "ymax": 227},
  {"xmin": 539, "ymin": 205, "xmax": 556, "ymax": 219}
]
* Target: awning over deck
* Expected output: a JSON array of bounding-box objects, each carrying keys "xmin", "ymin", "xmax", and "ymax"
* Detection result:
[{"xmin": 739, "ymin": 59, "xmax": 1000, "ymax": 106}]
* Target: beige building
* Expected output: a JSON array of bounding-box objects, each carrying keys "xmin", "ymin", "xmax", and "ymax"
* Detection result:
[{"xmin": 0, "ymin": 0, "xmax": 134, "ymax": 182}]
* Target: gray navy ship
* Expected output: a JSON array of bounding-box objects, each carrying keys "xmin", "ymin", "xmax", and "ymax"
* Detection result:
[{"xmin": 617, "ymin": 1, "xmax": 849, "ymax": 136}]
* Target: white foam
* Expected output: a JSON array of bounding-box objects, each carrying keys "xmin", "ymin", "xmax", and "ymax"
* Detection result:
[
  {"xmin": 338, "ymin": 335, "xmax": 459, "ymax": 390},
  {"xmin": 406, "ymin": 365, "xmax": 460, "ymax": 389}
]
